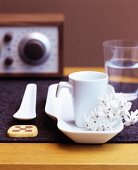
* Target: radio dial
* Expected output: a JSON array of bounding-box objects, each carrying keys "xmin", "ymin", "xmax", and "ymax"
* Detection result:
[
  {"xmin": 24, "ymin": 40, "xmax": 45, "ymax": 61},
  {"xmin": 18, "ymin": 32, "xmax": 51, "ymax": 65}
]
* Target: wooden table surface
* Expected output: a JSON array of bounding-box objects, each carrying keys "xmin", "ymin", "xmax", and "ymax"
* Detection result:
[{"xmin": 0, "ymin": 67, "xmax": 138, "ymax": 170}]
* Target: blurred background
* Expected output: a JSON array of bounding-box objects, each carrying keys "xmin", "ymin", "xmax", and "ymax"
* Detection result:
[{"xmin": 0, "ymin": 0, "xmax": 138, "ymax": 67}]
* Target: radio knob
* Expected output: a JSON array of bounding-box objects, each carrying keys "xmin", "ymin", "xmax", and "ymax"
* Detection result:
[
  {"xmin": 24, "ymin": 40, "xmax": 45, "ymax": 61},
  {"xmin": 18, "ymin": 32, "xmax": 51, "ymax": 65},
  {"xmin": 3, "ymin": 33, "xmax": 12, "ymax": 43},
  {"xmin": 4, "ymin": 57, "xmax": 13, "ymax": 66}
]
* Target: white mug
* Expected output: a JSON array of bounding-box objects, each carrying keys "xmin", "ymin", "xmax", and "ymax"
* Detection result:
[{"xmin": 56, "ymin": 71, "xmax": 108, "ymax": 128}]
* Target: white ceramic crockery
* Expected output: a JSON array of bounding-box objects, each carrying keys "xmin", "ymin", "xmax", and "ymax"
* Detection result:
[
  {"xmin": 13, "ymin": 83, "xmax": 37, "ymax": 120},
  {"xmin": 56, "ymin": 71, "xmax": 108, "ymax": 128},
  {"xmin": 45, "ymin": 84, "xmax": 124, "ymax": 143}
]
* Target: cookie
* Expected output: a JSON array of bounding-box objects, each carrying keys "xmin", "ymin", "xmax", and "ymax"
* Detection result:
[{"xmin": 7, "ymin": 125, "xmax": 38, "ymax": 138}]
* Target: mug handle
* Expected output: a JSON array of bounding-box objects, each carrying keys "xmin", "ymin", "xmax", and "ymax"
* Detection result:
[
  {"xmin": 106, "ymin": 84, "xmax": 115, "ymax": 94},
  {"xmin": 56, "ymin": 82, "xmax": 73, "ymax": 97}
]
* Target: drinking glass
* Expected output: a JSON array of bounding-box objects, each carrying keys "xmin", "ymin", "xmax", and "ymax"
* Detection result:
[{"xmin": 103, "ymin": 40, "xmax": 138, "ymax": 101}]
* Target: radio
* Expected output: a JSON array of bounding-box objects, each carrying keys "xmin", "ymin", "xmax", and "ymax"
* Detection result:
[{"xmin": 0, "ymin": 14, "xmax": 64, "ymax": 77}]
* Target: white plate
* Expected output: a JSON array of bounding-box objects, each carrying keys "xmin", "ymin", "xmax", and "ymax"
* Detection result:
[{"xmin": 45, "ymin": 84, "xmax": 124, "ymax": 143}]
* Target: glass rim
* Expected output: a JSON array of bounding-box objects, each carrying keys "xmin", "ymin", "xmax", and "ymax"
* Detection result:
[{"xmin": 103, "ymin": 39, "xmax": 138, "ymax": 48}]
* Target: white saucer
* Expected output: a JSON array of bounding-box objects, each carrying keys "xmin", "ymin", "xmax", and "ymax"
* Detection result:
[{"xmin": 45, "ymin": 84, "xmax": 124, "ymax": 144}]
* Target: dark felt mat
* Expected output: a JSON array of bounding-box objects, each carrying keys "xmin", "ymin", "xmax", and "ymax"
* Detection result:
[{"xmin": 0, "ymin": 77, "xmax": 137, "ymax": 143}]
